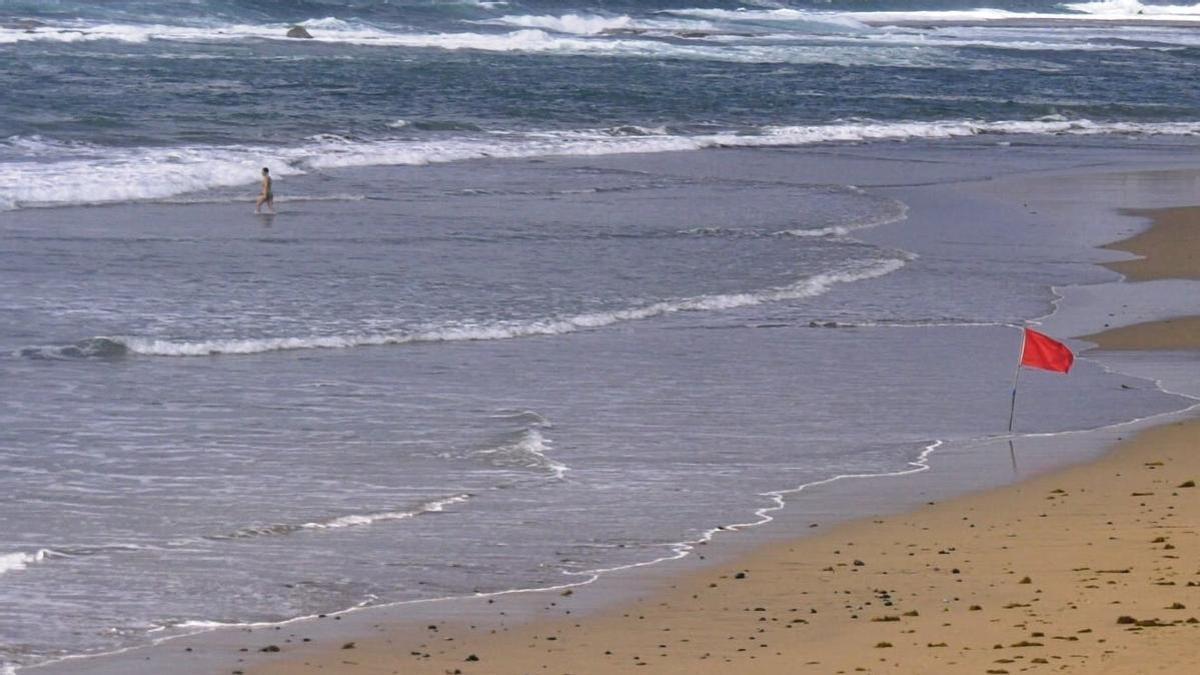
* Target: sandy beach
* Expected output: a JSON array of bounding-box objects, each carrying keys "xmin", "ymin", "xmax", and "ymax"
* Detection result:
[
  {"xmin": 224, "ymin": 207, "xmax": 1200, "ymax": 675},
  {"xmin": 1103, "ymin": 205, "xmax": 1200, "ymax": 282},
  {"xmin": 245, "ymin": 419, "xmax": 1200, "ymax": 675}
]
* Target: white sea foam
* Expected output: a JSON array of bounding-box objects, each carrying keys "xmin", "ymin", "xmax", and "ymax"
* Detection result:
[
  {"xmin": 664, "ymin": 4, "xmax": 1200, "ymax": 27},
  {"xmin": 483, "ymin": 13, "xmax": 637, "ymax": 35},
  {"xmin": 7, "ymin": 9, "xmax": 1193, "ymax": 61},
  {"xmin": 1063, "ymin": 0, "xmax": 1200, "ymax": 18},
  {"xmin": 472, "ymin": 429, "xmax": 568, "ymax": 479},
  {"xmin": 776, "ymin": 200, "xmax": 909, "ymax": 238},
  {"xmin": 833, "ymin": 4, "xmax": 1200, "ymax": 25},
  {"xmin": 56, "ymin": 256, "xmax": 908, "ymax": 359},
  {"xmin": 301, "ymin": 494, "xmax": 471, "ymax": 530},
  {"xmin": 660, "ymin": 8, "xmax": 869, "ymax": 31},
  {"xmin": 5, "ymin": 118, "xmax": 1200, "ymax": 211},
  {"xmin": 0, "ymin": 549, "xmax": 56, "ymax": 575},
  {"xmin": 0, "ymin": 137, "xmax": 303, "ymax": 210}
]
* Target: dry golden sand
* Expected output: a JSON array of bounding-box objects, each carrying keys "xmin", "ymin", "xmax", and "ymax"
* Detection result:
[
  {"xmin": 239, "ymin": 206, "xmax": 1200, "ymax": 674},
  {"xmin": 1102, "ymin": 206, "xmax": 1200, "ymax": 282}
]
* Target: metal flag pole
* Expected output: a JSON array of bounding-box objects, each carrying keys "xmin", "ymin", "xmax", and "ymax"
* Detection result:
[{"xmin": 1008, "ymin": 327, "xmax": 1027, "ymax": 434}]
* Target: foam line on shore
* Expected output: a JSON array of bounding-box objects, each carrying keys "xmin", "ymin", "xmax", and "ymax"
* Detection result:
[{"xmin": 23, "ymin": 379, "xmax": 1200, "ymax": 673}]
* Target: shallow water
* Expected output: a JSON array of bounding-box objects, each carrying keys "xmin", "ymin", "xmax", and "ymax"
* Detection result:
[{"xmin": 3, "ymin": 140, "xmax": 1196, "ymax": 668}]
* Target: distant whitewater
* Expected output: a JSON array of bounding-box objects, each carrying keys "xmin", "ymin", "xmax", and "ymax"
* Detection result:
[
  {"xmin": 5, "ymin": 119, "xmax": 1200, "ymax": 211},
  {"xmin": 4, "ymin": 1, "xmax": 1200, "ymax": 211}
]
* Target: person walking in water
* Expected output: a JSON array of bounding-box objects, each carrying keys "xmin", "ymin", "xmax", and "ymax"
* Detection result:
[{"xmin": 255, "ymin": 167, "xmax": 275, "ymax": 213}]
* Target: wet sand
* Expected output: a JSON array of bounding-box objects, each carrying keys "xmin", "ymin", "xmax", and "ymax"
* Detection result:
[
  {"xmin": 235, "ymin": 205, "xmax": 1200, "ymax": 674},
  {"xmin": 1103, "ymin": 205, "xmax": 1200, "ymax": 282},
  {"xmin": 1082, "ymin": 316, "xmax": 1200, "ymax": 351}
]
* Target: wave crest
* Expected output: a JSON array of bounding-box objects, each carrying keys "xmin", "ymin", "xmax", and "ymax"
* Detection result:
[
  {"xmin": 7, "ymin": 118, "xmax": 1200, "ymax": 212},
  {"xmin": 0, "ymin": 549, "xmax": 61, "ymax": 575},
  {"xmin": 472, "ymin": 428, "xmax": 567, "ymax": 479},
  {"xmin": 17, "ymin": 256, "xmax": 910, "ymax": 359}
]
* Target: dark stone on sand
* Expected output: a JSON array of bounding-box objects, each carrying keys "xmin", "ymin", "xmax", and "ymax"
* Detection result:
[
  {"xmin": 465, "ymin": 653, "xmax": 480, "ymax": 662},
  {"xmin": 1178, "ymin": 480, "xmax": 1196, "ymax": 488},
  {"xmin": 852, "ymin": 559, "xmax": 865, "ymax": 566},
  {"xmin": 259, "ymin": 645, "xmax": 280, "ymax": 652},
  {"xmin": 1116, "ymin": 615, "xmax": 1137, "ymax": 624},
  {"xmin": 286, "ymin": 26, "xmax": 313, "ymax": 39},
  {"xmin": 341, "ymin": 642, "xmax": 356, "ymax": 649},
  {"xmin": 734, "ymin": 572, "xmax": 746, "ymax": 579}
]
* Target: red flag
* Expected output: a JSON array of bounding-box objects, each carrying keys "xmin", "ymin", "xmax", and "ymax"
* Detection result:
[{"xmin": 1020, "ymin": 328, "xmax": 1073, "ymax": 374}]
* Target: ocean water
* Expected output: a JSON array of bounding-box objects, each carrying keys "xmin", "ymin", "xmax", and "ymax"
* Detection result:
[{"xmin": 2, "ymin": 0, "xmax": 1200, "ymax": 670}]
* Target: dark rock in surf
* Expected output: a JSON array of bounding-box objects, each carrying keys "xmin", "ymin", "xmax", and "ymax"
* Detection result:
[{"xmin": 286, "ymin": 26, "xmax": 313, "ymax": 39}]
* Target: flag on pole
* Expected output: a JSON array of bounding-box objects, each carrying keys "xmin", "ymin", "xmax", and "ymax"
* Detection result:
[
  {"xmin": 1019, "ymin": 328, "xmax": 1074, "ymax": 374},
  {"xmin": 1009, "ymin": 327, "xmax": 1073, "ymax": 433}
]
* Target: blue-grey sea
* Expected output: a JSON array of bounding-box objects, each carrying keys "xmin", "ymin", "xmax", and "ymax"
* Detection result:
[{"xmin": 3, "ymin": 0, "xmax": 1200, "ymax": 670}]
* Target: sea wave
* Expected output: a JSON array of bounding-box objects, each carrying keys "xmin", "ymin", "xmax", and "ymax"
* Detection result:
[
  {"xmin": 472, "ymin": 428, "xmax": 567, "ymax": 479},
  {"xmin": 5, "ymin": 118, "xmax": 1200, "ymax": 212},
  {"xmin": 16, "ymin": 256, "xmax": 910, "ymax": 359},
  {"xmin": 480, "ymin": 13, "xmax": 639, "ymax": 35},
  {"xmin": 834, "ymin": 4, "xmax": 1200, "ymax": 25},
  {"xmin": 661, "ymin": 7, "xmax": 869, "ymax": 30},
  {"xmin": 663, "ymin": 3, "xmax": 1200, "ymax": 26},
  {"xmin": 6, "ymin": 9, "xmax": 1195, "ymax": 58},
  {"xmin": 1062, "ymin": 0, "xmax": 1200, "ymax": 18},
  {"xmin": 300, "ymin": 494, "xmax": 471, "ymax": 531},
  {"xmin": 0, "ymin": 549, "xmax": 60, "ymax": 575},
  {"xmin": 0, "ymin": 497, "xmax": 472, "ymax": 580}
]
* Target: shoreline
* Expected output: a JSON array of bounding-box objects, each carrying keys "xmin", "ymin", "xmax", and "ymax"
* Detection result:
[
  {"xmin": 237, "ymin": 194, "xmax": 1200, "ymax": 675},
  {"xmin": 18, "ymin": 149, "xmax": 1200, "ymax": 675},
  {"xmin": 1102, "ymin": 206, "xmax": 1200, "ymax": 282},
  {"xmin": 252, "ymin": 416, "xmax": 1200, "ymax": 675}
]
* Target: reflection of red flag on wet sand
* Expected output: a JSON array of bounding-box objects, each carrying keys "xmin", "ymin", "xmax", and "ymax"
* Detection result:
[{"xmin": 1009, "ymin": 327, "xmax": 1074, "ymax": 432}]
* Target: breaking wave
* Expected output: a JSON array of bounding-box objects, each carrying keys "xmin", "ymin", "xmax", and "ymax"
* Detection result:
[
  {"xmin": 472, "ymin": 428, "xmax": 567, "ymax": 478},
  {"xmin": 18, "ymin": 257, "xmax": 910, "ymax": 359},
  {"xmin": 6, "ymin": 118, "xmax": 1200, "ymax": 211},
  {"xmin": 0, "ymin": 549, "xmax": 60, "ymax": 575},
  {"xmin": 211, "ymin": 494, "xmax": 473, "ymax": 538},
  {"xmin": 0, "ymin": 496, "xmax": 473, "ymax": 578}
]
